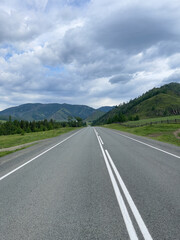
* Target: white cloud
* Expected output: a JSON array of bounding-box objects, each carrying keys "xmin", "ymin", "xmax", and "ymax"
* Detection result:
[{"xmin": 0, "ymin": 0, "xmax": 180, "ymax": 110}]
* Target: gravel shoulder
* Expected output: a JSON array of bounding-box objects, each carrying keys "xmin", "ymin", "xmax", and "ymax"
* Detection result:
[
  {"xmin": 0, "ymin": 141, "xmax": 40, "ymax": 152},
  {"xmin": 174, "ymin": 128, "xmax": 180, "ymax": 139}
]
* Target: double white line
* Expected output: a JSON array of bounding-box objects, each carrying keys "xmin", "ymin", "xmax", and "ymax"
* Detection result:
[{"xmin": 94, "ymin": 128, "xmax": 153, "ymax": 240}]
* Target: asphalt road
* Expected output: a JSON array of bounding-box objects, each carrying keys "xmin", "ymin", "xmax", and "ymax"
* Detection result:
[{"xmin": 0, "ymin": 126, "xmax": 180, "ymax": 240}]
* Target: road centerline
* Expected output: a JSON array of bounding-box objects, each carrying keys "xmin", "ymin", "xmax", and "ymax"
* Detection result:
[
  {"xmin": 94, "ymin": 128, "xmax": 139, "ymax": 240},
  {"xmin": 99, "ymin": 135, "xmax": 104, "ymax": 145},
  {"xmin": 105, "ymin": 149, "xmax": 153, "ymax": 240}
]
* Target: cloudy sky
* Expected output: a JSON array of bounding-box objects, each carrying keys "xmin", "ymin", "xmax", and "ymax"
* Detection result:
[{"xmin": 0, "ymin": 0, "xmax": 180, "ymax": 110}]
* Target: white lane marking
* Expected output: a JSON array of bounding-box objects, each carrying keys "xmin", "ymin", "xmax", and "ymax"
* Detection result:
[
  {"xmin": 105, "ymin": 150, "xmax": 153, "ymax": 240},
  {"xmin": 94, "ymin": 129, "xmax": 138, "ymax": 240},
  {"xmin": 99, "ymin": 135, "xmax": 104, "ymax": 145},
  {"xmin": 0, "ymin": 129, "xmax": 82, "ymax": 181},
  {"xmin": 94, "ymin": 129, "xmax": 98, "ymax": 135},
  {"xmin": 107, "ymin": 129, "xmax": 180, "ymax": 159}
]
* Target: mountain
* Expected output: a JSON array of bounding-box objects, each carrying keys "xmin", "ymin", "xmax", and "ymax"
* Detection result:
[
  {"xmin": 97, "ymin": 106, "xmax": 114, "ymax": 112},
  {"xmin": 85, "ymin": 106, "xmax": 114, "ymax": 123},
  {"xmin": 93, "ymin": 82, "xmax": 180, "ymax": 125},
  {"xmin": 0, "ymin": 103, "xmax": 113, "ymax": 122},
  {"xmin": 84, "ymin": 110, "xmax": 105, "ymax": 123}
]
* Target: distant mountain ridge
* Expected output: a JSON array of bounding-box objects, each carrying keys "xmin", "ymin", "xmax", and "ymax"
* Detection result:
[
  {"xmin": 93, "ymin": 82, "xmax": 180, "ymax": 125},
  {"xmin": 0, "ymin": 103, "xmax": 114, "ymax": 122}
]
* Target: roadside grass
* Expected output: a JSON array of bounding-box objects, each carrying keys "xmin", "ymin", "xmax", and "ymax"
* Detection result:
[
  {"xmin": 124, "ymin": 115, "xmax": 180, "ymax": 126},
  {"xmin": 103, "ymin": 123, "xmax": 180, "ymax": 146},
  {"xmin": 0, "ymin": 127, "xmax": 80, "ymax": 149},
  {"xmin": 0, "ymin": 145, "xmax": 33, "ymax": 158},
  {"xmin": 0, "ymin": 150, "xmax": 19, "ymax": 158}
]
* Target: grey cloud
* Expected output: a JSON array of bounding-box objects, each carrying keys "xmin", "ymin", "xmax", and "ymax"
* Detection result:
[
  {"xmin": 92, "ymin": 8, "xmax": 176, "ymax": 54},
  {"xmin": 1, "ymin": 0, "xmax": 180, "ymax": 110},
  {"xmin": 109, "ymin": 74, "xmax": 133, "ymax": 84},
  {"xmin": 168, "ymin": 53, "xmax": 180, "ymax": 69},
  {"xmin": 0, "ymin": 8, "xmax": 52, "ymax": 44},
  {"xmin": 39, "ymin": 1, "xmax": 180, "ymax": 79},
  {"xmin": 163, "ymin": 71, "xmax": 180, "ymax": 84}
]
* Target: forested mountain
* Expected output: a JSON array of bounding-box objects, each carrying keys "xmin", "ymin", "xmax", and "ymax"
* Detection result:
[
  {"xmin": 84, "ymin": 110, "xmax": 105, "ymax": 123},
  {"xmin": 0, "ymin": 103, "xmax": 113, "ymax": 122},
  {"xmin": 93, "ymin": 82, "xmax": 180, "ymax": 125},
  {"xmin": 97, "ymin": 106, "xmax": 114, "ymax": 112}
]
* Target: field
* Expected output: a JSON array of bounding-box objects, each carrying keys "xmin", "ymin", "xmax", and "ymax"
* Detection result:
[
  {"xmin": 104, "ymin": 123, "xmax": 180, "ymax": 146},
  {"xmin": 0, "ymin": 127, "xmax": 80, "ymax": 151},
  {"xmin": 123, "ymin": 115, "xmax": 180, "ymax": 126}
]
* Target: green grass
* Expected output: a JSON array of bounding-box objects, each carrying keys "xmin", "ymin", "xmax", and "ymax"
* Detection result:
[
  {"xmin": 133, "ymin": 93, "xmax": 180, "ymax": 119},
  {"xmin": 0, "ymin": 127, "xmax": 81, "ymax": 149},
  {"xmin": 0, "ymin": 120, "xmax": 6, "ymax": 123},
  {"xmin": 0, "ymin": 145, "xmax": 33, "ymax": 157},
  {"xmin": 0, "ymin": 150, "xmax": 19, "ymax": 157},
  {"xmin": 124, "ymin": 115, "xmax": 180, "ymax": 126},
  {"xmin": 104, "ymin": 123, "xmax": 180, "ymax": 146}
]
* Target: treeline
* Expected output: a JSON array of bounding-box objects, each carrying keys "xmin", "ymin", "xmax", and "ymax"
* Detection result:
[
  {"xmin": 92, "ymin": 112, "xmax": 139, "ymax": 125},
  {"xmin": 92, "ymin": 82, "xmax": 180, "ymax": 125},
  {"xmin": 102, "ymin": 113, "xmax": 139, "ymax": 124},
  {"xmin": 108, "ymin": 83, "xmax": 180, "ymax": 116},
  {"xmin": 0, "ymin": 117, "xmax": 86, "ymax": 136}
]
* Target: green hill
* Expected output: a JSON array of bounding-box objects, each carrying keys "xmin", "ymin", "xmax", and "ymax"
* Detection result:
[
  {"xmin": 93, "ymin": 82, "xmax": 180, "ymax": 125},
  {"xmin": 97, "ymin": 106, "xmax": 114, "ymax": 112},
  {"xmin": 0, "ymin": 103, "xmax": 95, "ymax": 121},
  {"xmin": 0, "ymin": 103, "xmax": 113, "ymax": 122},
  {"xmin": 84, "ymin": 110, "xmax": 105, "ymax": 123}
]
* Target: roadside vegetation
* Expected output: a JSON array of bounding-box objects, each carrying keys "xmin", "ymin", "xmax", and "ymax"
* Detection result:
[
  {"xmin": 104, "ymin": 123, "xmax": 180, "ymax": 146},
  {"xmin": 93, "ymin": 82, "xmax": 180, "ymax": 125},
  {"xmin": 121, "ymin": 115, "xmax": 180, "ymax": 126},
  {"xmin": 93, "ymin": 83, "xmax": 180, "ymax": 146},
  {"xmin": 0, "ymin": 146, "xmax": 31, "ymax": 158},
  {"xmin": 0, "ymin": 127, "xmax": 81, "ymax": 152},
  {"xmin": 0, "ymin": 117, "xmax": 85, "ymax": 136},
  {"xmin": 0, "ymin": 117, "xmax": 85, "ymax": 157}
]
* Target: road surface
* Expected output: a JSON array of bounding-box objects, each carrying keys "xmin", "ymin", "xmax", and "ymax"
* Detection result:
[{"xmin": 0, "ymin": 126, "xmax": 180, "ymax": 239}]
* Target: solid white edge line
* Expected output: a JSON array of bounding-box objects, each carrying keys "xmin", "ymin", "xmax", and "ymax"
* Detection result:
[
  {"xmin": 93, "ymin": 128, "xmax": 138, "ymax": 240},
  {"xmin": 0, "ymin": 129, "xmax": 83, "ymax": 181},
  {"xmin": 105, "ymin": 150, "xmax": 153, "ymax": 240},
  {"xmin": 108, "ymin": 129, "xmax": 180, "ymax": 159}
]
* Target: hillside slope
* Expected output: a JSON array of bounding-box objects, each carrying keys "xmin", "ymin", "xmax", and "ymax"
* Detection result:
[
  {"xmin": 0, "ymin": 103, "xmax": 96, "ymax": 121},
  {"xmin": 85, "ymin": 106, "xmax": 114, "ymax": 123},
  {"xmin": 0, "ymin": 103, "xmax": 113, "ymax": 122},
  {"xmin": 97, "ymin": 106, "xmax": 114, "ymax": 112},
  {"xmin": 93, "ymin": 82, "xmax": 180, "ymax": 125},
  {"xmin": 84, "ymin": 110, "xmax": 105, "ymax": 123}
]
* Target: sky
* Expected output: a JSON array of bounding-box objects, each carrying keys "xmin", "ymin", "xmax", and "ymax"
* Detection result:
[{"xmin": 0, "ymin": 0, "xmax": 180, "ymax": 110}]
